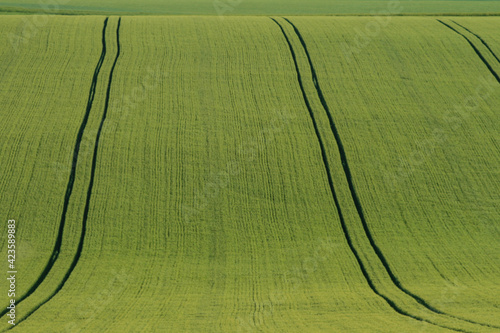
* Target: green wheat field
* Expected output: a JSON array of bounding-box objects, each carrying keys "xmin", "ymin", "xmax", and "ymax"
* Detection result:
[{"xmin": 0, "ymin": 1, "xmax": 499, "ymax": 332}]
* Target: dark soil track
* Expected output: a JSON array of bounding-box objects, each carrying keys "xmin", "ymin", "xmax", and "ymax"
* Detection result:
[
  {"xmin": 2, "ymin": 17, "xmax": 123, "ymax": 331},
  {"xmin": 270, "ymin": 17, "xmax": 468, "ymax": 333},
  {"xmin": 0, "ymin": 17, "xmax": 110, "ymax": 321}
]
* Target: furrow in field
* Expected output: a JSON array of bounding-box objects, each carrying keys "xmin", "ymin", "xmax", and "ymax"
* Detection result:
[
  {"xmin": 282, "ymin": 15, "xmax": 440, "ymax": 312},
  {"xmin": 269, "ymin": 17, "xmax": 471, "ymax": 333},
  {"xmin": 275, "ymin": 16, "xmax": 500, "ymax": 332},
  {"xmin": 450, "ymin": 21, "xmax": 500, "ymax": 65},
  {"xmin": 12, "ymin": 17, "xmax": 450, "ymax": 332},
  {"xmin": 452, "ymin": 18, "xmax": 500, "ymax": 64},
  {"xmin": 284, "ymin": 16, "xmax": 500, "ymax": 332},
  {"xmin": 8, "ymin": 16, "xmax": 497, "ymax": 332},
  {"xmin": 0, "ymin": 17, "xmax": 109, "ymax": 322},
  {"xmin": 6, "ymin": 17, "xmax": 122, "ymax": 330},
  {"xmin": 0, "ymin": 16, "xmax": 122, "ymax": 333},
  {"xmin": 284, "ymin": 16, "xmax": 500, "ymax": 331},
  {"xmin": 420, "ymin": 19, "xmax": 500, "ymax": 331},
  {"xmin": 437, "ymin": 20, "xmax": 500, "ymax": 84}
]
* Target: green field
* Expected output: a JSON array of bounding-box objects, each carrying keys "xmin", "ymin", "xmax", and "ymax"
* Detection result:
[
  {"xmin": 0, "ymin": 10, "xmax": 499, "ymax": 333},
  {"xmin": 2, "ymin": 0, "xmax": 500, "ymax": 15}
]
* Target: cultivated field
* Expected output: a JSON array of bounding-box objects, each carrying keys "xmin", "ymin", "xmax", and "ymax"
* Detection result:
[
  {"xmin": 0, "ymin": 13, "xmax": 499, "ymax": 333},
  {"xmin": 1, "ymin": 0, "xmax": 500, "ymax": 15}
]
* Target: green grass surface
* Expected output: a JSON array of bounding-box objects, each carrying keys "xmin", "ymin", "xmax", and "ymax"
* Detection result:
[
  {"xmin": 1, "ymin": 0, "xmax": 500, "ymax": 15},
  {"xmin": 0, "ymin": 14, "xmax": 108, "ymax": 316},
  {"xmin": 0, "ymin": 14, "xmax": 499, "ymax": 332},
  {"xmin": 286, "ymin": 16, "xmax": 500, "ymax": 328}
]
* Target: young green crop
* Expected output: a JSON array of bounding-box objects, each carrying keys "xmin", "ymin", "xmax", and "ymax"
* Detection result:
[
  {"xmin": 0, "ymin": 15, "xmax": 114, "ymax": 325},
  {"xmin": 1, "ymin": 0, "xmax": 500, "ymax": 16},
  {"xmin": 0, "ymin": 15, "xmax": 498, "ymax": 333},
  {"xmin": 287, "ymin": 16, "xmax": 500, "ymax": 329}
]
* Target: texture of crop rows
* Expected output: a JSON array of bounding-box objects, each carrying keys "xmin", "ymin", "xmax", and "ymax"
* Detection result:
[
  {"xmin": 0, "ymin": 15, "xmax": 116, "ymax": 326},
  {"xmin": 452, "ymin": 17, "xmax": 500, "ymax": 66},
  {"xmin": 0, "ymin": 15, "xmax": 499, "ymax": 333},
  {"xmin": 285, "ymin": 16, "xmax": 500, "ymax": 329}
]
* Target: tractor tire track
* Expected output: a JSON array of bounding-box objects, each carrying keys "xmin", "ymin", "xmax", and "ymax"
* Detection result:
[
  {"xmin": 282, "ymin": 15, "xmax": 448, "ymax": 312},
  {"xmin": 5, "ymin": 17, "xmax": 122, "ymax": 330},
  {"xmin": 451, "ymin": 20, "xmax": 500, "ymax": 65},
  {"xmin": 0, "ymin": 17, "xmax": 109, "ymax": 319},
  {"xmin": 438, "ymin": 20, "xmax": 500, "ymax": 85},
  {"xmin": 431, "ymin": 19, "xmax": 500, "ymax": 330},
  {"xmin": 270, "ymin": 17, "xmax": 465, "ymax": 333},
  {"xmin": 283, "ymin": 16, "xmax": 499, "ymax": 331}
]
